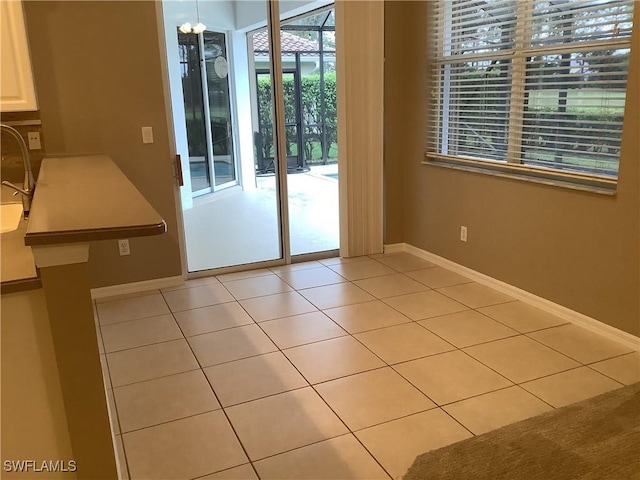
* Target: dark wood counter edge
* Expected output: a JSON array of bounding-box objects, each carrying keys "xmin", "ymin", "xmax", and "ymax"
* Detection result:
[
  {"xmin": 1, "ymin": 277, "xmax": 42, "ymax": 294},
  {"xmin": 24, "ymin": 220, "xmax": 167, "ymax": 246}
]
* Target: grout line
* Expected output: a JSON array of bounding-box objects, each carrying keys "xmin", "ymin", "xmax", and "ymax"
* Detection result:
[{"xmin": 99, "ymin": 256, "xmax": 634, "ymax": 478}]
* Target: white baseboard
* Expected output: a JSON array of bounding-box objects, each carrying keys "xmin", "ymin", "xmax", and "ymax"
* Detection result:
[
  {"xmin": 386, "ymin": 242, "xmax": 640, "ymax": 351},
  {"xmin": 91, "ymin": 275, "xmax": 184, "ymax": 300},
  {"xmin": 383, "ymin": 243, "xmax": 405, "ymax": 254}
]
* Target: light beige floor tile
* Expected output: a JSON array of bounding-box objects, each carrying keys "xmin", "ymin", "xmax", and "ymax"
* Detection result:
[
  {"xmin": 355, "ymin": 409, "xmax": 472, "ymax": 479},
  {"xmin": 204, "ymin": 352, "xmax": 308, "ymax": 407},
  {"xmin": 419, "ymin": 310, "xmax": 519, "ymax": 348},
  {"xmin": 383, "ymin": 291, "xmax": 468, "ymax": 321},
  {"xmin": 464, "ymin": 336, "xmax": 579, "ymax": 383},
  {"xmin": 107, "ymin": 339, "xmax": 199, "ymax": 387},
  {"xmin": 161, "ymin": 276, "xmax": 220, "ymax": 292},
  {"xmin": 354, "ymin": 274, "xmax": 428, "ymax": 299},
  {"xmin": 276, "ymin": 266, "xmax": 347, "ymax": 290},
  {"xmin": 216, "ymin": 268, "xmax": 273, "ymax": 282},
  {"xmin": 443, "ymin": 386, "xmax": 552, "ymax": 435},
  {"xmin": 200, "ymin": 464, "xmax": 258, "ymax": 480},
  {"xmin": 590, "ymin": 351, "xmax": 640, "ymax": 385},
  {"xmin": 394, "ymin": 350, "xmax": 513, "ymax": 405},
  {"xmin": 239, "ymin": 292, "xmax": 317, "ymax": 322},
  {"xmin": 162, "ymin": 283, "xmax": 235, "ymax": 312},
  {"xmin": 188, "ymin": 324, "xmax": 277, "ymax": 367},
  {"xmin": 115, "ymin": 435, "xmax": 129, "ymax": 480},
  {"xmin": 316, "ymin": 368, "xmax": 435, "ymax": 431},
  {"xmin": 223, "ymin": 274, "xmax": 293, "ymax": 300},
  {"xmin": 327, "ymin": 259, "xmax": 396, "ymax": 281},
  {"xmin": 106, "ymin": 389, "xmax": 120, "ymax": 435},
  {"xmin": 254, "ymin": 434, "xmax": 390, "ymax": 480},
  {"xmin": 174, "ymin": 302, "xmax": 254, "ymax": 337},
  {"xmin": 100, "ymin": 314, "xmax": 182, "ymax": 353},
  {"xmin": 113, "ymin": 370, "xmax": 220, "ymax": 432},
  {"xmin": 372, "ymin": 253, "xmax": 436, "ymax": 272},
  {"xmin": 477, "ymin": 301, "xmax": 568, "ymax": 333},
  {"xmin": 270, "ymin": 261, "xmax": 324, "ymax": 275},
  {"xmin": 319, "ymin": 256, "xmax": 369, "ymax": 266},
  {"xmin": 324, "ymin": 301, "xmax": 411, "ymax": 334},
  {"xmin": 406, "ymin": 267, "xmax": 472, "ymax": 288},
  {"xmin": 355, "ymin": 323, "xmax": 455, "ymax": 364},
  {"xmin": 225, "ymin": 387, "xmax": 348, "ymax": 461},
  {"xmin": 123, "ymin": 411, "xmax": 247, "ymax": 479},
  {"xmin": 284, "ymin": 336, "xmax": 385, "ymax": 384},
  {"xmin": 528, "ymin": 324, "xmax": 634, "ymax": 364},
  {"xmin": 521, "ymin": 367, "xmax": 623, "ymax": 408},
  {"xmin": 436, "ymin": 282, "xmax": 514, "ymax": 308},
  {"xmin": 94, "ymin": 289, "xmax": 161, "ymax": 304},
  {"xmin": 97, "ymin": 293, "xmax": 170, "ymax": 325},
  {"xmin": 299, "ymin": 283, "xmax": 375, "ymax": 310},
  {"xmin": 260, "ymin": 311, "xmax": 347, "ymax": 349}
]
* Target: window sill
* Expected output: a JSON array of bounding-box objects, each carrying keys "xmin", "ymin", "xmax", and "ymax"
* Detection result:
[{"xmin": 423, "ymin": 155, "xmax": 617, "ymax": 196}]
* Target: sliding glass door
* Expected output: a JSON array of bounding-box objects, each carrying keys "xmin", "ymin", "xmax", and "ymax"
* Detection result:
[{"xmin": 164, "ymin": 0, "xmax": 338, "ymax": 273}]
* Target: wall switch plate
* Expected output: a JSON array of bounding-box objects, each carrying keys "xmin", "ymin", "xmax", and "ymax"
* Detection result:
[
  {"xmin": 460, "ymin": 226, "xmax": 468, "ymax": 242},
  {"xmin": 141, "ymin": 126, "xmax": 154, "ymax": 144},
  {"xmin": 118, "ymin": 239, "xmax": 130, "ymax": 256},
  {"xmin": 27, "ymin": 132, "xmax": 41, "ymax": 150}
]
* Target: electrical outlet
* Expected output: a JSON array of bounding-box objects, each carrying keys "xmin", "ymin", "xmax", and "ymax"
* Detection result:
[
  {"xmin": 141, "ymin": 126, "xmax": 154, "ymax": 144},
  {"xmin": 118, "ymin": 239, "xmax": 130, "ymax": 256},
  {"xmin": 27, "ymin": 132, "xmax": 41, "ymax": 150},
  {"xmin": 460, "ymin": 226, "xmax": 468, "ymax": 242}
]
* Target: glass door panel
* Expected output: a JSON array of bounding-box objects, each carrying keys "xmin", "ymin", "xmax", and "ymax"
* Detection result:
[
  {"xmin": 178, "ymin": 31, "xmax": 212, "ymax": 194},
  {"xmin": 281, "ymin": 7, "xmax": 340, "ymax": 256},
  {"xmin": 170, "ymin": 0, "xmax": 283, "ymax": 272},
  {"xmin": 203, "ymin": 31, "xmax": 237, "ymax": 188}
]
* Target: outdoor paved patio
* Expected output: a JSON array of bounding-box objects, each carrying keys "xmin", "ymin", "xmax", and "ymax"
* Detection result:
[{"xmin": 182, "ymin": 164, "xmax": 339, "ymax": 272}]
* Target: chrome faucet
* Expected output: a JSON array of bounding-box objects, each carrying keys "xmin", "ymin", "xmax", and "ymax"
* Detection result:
[{"xmin": 1, "ymin": 124, "xmax": 36, "ymax": 218}]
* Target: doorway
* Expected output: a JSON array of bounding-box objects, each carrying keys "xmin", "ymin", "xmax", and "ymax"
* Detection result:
[{"xmin": 162, "ymin": 1, "xmax": 339, "ymax": 273}]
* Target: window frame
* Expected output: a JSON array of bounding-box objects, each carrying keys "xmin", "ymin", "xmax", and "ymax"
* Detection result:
[{"xmin": 424, "ymin": 0, "xmax": 633, "ymax": 194}]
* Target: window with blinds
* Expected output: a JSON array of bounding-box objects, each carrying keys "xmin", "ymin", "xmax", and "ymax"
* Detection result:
[{"xmin": 427, "ymin": 0, "xmax": 634, "ymax": 187}]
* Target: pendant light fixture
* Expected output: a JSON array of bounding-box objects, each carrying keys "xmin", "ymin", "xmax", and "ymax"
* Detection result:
[{"xmin": 179, "ymin": 0, "xmax": 206, "ymax": 34}]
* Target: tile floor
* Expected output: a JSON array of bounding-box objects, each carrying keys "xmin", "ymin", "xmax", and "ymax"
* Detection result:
[{"xmin": 93, "ymin": 252, "xmax": 640, "ymax": 480}]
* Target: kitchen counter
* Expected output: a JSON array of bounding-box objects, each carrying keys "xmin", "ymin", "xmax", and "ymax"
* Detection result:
[
  {"xmin": 25, "ymin": 154, "xmax": 166, "ymax": 246},
  {"xmin": 0, "ymin": 212, "xmax": 39, "ymax": 292},
  {"xmin": 1, "ymin": 154, "xmax": 166, "ymax": 292}
]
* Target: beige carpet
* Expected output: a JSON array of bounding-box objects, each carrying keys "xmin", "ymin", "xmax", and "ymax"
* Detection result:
[{"xmin": 404, "ymin": 383, "xmax": 640, "ymax": 480}]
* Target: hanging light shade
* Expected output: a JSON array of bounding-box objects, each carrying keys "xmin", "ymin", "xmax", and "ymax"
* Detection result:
[
  {"xmin": 192, "ymin": 22, "xmax": 207, "ymax": 34},
  {"xmin": 178, "ymin": 22, "xmax": 192, "ymax": 34}
]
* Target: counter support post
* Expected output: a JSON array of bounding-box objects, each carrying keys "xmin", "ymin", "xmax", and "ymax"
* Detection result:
[{"xmin": 34, "ymin": 244, "xmax": 118, "ymax": 480}]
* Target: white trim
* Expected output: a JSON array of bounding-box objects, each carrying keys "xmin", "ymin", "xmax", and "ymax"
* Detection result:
[
  {"xmin": 383, "ymin": 243, "xmax": 405, "ymax": 254},
  {"xmin": 32, "ymin": 244, "xmax": 90, "ymax": 268},
  {"xmin": 91, "ymin": 275, "xmax": 184, "ymax": 300},
  {"xmin": 385, "ymin": 242, "xmax": 640, "ymax": 351}
]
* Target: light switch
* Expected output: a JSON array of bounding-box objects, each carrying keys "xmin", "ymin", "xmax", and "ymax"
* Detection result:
[
  {"xmin": 27, "ymin": 132, "xmax": 41, "ymax": 150},
  {"xmin": 141, "ymin": 126, "xmax": 154, "ymax": 144}
]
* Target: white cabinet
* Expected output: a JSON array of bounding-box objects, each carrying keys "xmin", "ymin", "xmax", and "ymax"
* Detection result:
[{"xmin": 1, "ymin": 1, "xmax": 37, "ymax": 112}]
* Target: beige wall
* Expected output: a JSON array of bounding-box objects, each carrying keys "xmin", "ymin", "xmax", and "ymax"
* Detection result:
[
  {"xmin": 385, "ymin": 2, "xmax": 640, "ymax": 336},
  {"xmin": 24, "ymin": 1, "xmax": 182, "ymax": 288}
]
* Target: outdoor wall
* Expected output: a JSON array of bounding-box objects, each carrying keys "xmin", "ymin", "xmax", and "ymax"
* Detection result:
[
  {"xmin": 24, "ymin": 1, "xmax": 182, "ymax": 288},
  {"xmin": 384, "ymin": 1, "xmax": 640, "ymax": 336}
]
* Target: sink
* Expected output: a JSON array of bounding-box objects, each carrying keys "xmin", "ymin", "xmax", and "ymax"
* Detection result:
[{"xmin": 1, "ymin": 203, "xmax": 24, "ymax": 233}]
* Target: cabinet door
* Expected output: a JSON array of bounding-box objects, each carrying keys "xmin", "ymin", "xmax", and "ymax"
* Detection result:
[{"xmin": 1, "ymin": 1, "xmax": 37, "ymax": 112}]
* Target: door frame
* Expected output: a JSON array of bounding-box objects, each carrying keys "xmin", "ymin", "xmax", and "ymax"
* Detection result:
[{"xmin": 157, "ymin": 0, "xmax": 384, "ymax": 280}]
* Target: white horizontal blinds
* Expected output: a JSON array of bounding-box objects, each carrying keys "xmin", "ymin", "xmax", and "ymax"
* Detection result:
[
  {"xmin": 521, "ymin": 1, "xmax": 633, "ymax": 177},
  {"xmin": 432, "ymin": 0, "xmax": 517, "ymax": 162},
  {"xmin": 429, "ymin": 0, "xmax": 634, "ymax": 180}
]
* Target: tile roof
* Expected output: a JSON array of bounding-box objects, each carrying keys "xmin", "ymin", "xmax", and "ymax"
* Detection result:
[{"xmin": 253, "ymin": 30, "xmax": 320, "ymax": 54}]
